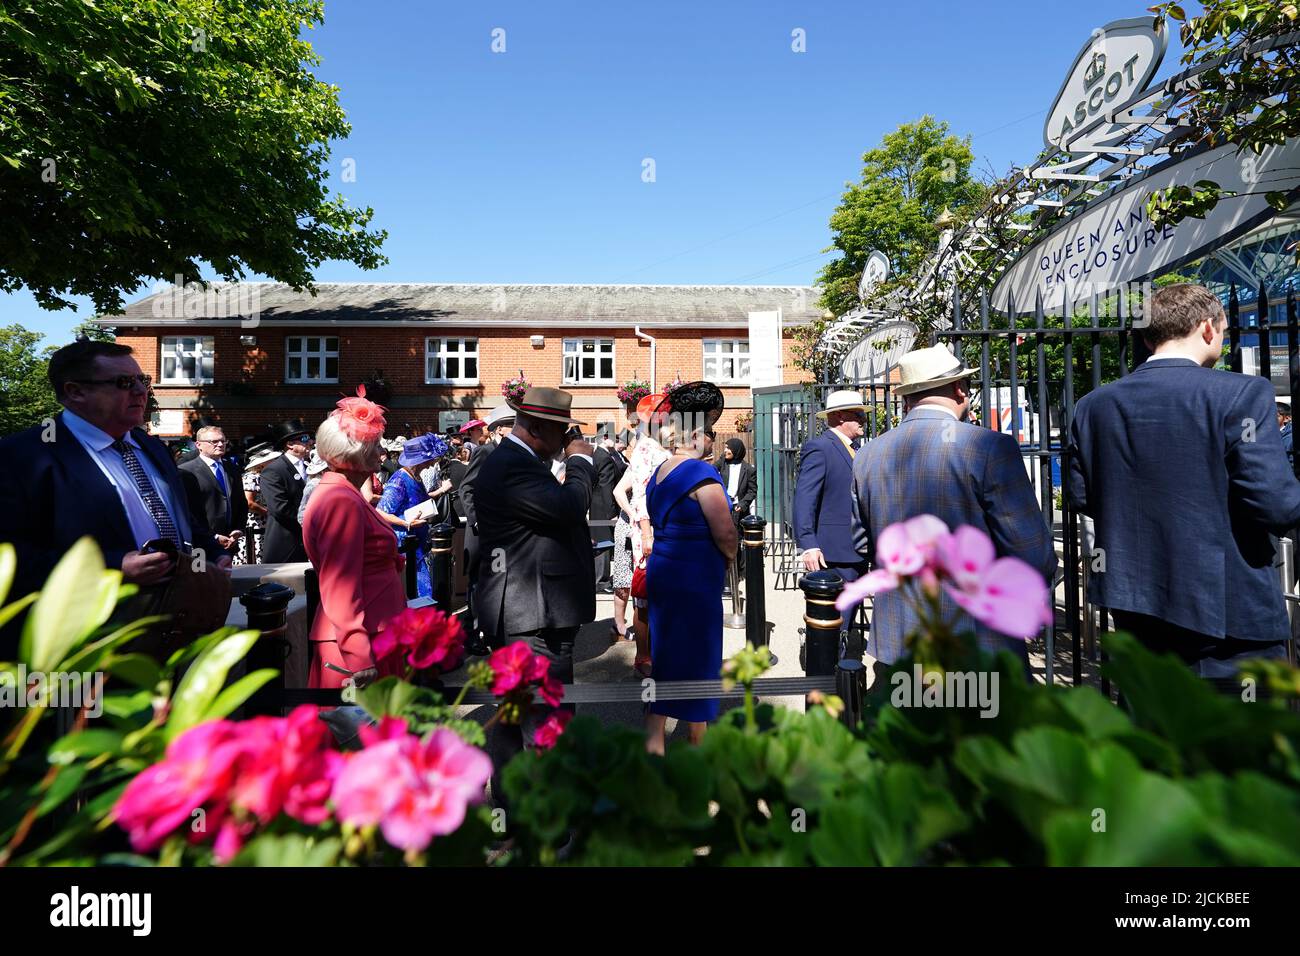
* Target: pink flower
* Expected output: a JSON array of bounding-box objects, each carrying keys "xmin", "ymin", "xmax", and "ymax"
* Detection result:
[
  {"xmin": 375, "ymin": 607, "xmax": 465, "ymax": 673},
  {"xmin": 835, "ymin": 569, "xmax": 903, "ymax": 611},
  {"xmin": 532, "ymin": 711, "xmax": 573, "ymax": 750},
  {"xmin": 487, "ymin": 642, "xmax": 535, "ymax": 695},
  {"xmin": 874, "ymin": 515, "xmax": 948, "ymax": 576},
  {"xmin": 943, "ymin": 554, "xmax": 1053, "ymax": 640},
  {"xmin": 539, "ymin": 672, "xmax": 564, "ymax": 707},
  {"xmin": 332, "ymin": 739, "xmax": 409, "ymax": 830},
  {"xmin": 332, "ymin": 384, "xmax": 387, "ymax": 443},
  {"xmin": 937, "ymin": 525, "xmax": 996, "ymax": 592}
]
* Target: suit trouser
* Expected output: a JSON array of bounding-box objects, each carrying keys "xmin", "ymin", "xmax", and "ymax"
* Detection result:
[
  {"xmin": 826, "ymin": 562, "xmax": 866, "ymax": 660},
  {"xmin": 486, "ymin": 625, "xmax": 579, "ymax": 812},
  {"xmin": 1111, "ymin": 610, "xmax": 1287, "ymax": 686}
]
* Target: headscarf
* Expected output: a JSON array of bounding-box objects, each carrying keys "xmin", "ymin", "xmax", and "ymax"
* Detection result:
[{"xmin": 724, "ymin": 438, "xmax": 746, "ymax": 463}]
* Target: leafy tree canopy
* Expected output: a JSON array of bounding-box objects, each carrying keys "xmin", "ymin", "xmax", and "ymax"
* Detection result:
[
  {"xmin": 0, "ymin": 0, "xmax": 387, "ymax": 315},
  {"xmin": 0, "ymin": 325, "xmax": 59, "ymax": 436}
]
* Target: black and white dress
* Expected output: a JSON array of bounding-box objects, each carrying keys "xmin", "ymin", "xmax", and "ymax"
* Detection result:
[{"xmin": 612, "ymin": 509, "xmax": 634, "ymax": 590}]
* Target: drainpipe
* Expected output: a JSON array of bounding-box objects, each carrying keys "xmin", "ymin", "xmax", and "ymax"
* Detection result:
[{"xmin": 634, "ymin": 325, "xmax": 657, "ymax": 389}]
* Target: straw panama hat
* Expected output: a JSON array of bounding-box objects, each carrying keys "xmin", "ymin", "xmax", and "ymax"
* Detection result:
[
  {"xmin": 815, "ymin": 389, "xmax": 868, "ymax": 418},
  {"xmin": 485, "ymin": 405, "xmax": 515, "ymax": 429},
  {"xmin": 893, "ymin": 344, "xmax": 980, "ymax": 397}
]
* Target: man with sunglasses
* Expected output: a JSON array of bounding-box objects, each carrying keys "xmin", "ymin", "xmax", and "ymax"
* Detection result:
[
  {"xmin": 0, "ymin": 340, "xmax": 223, "ymax": 654},
  {"xmin": 259, "ymin": 420, "xmax": 315, "ymax": 563},
  {"xmin": 179, "ymin": 426, "xmax": 247, "ymax": 559}
]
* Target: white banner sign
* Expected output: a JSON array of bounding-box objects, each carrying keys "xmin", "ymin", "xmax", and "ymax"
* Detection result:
[
  {"xmin": 748, "ymin": 309, "xmax": 783, "ymax": 388},
  {"xmin": 993, "ymin": 138, "xmax": 1300, "ymax": 313}
]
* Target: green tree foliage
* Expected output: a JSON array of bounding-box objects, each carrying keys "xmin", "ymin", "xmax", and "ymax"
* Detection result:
[
  {"xmin": 1146, "ymin": 1, "xmax": 1300, "ymax": 230},
  {"xmin": 0, "ymin": 0, "xmax": 387, "ymax": 315},
  {"xmin": 0, "ymin": 325, "xmax": 59, "ymax": 436}
]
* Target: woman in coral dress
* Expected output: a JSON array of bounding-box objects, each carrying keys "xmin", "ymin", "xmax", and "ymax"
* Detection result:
[{"xmin": 302, "ymin": 389, "xmax": 407, "ymax": 690}]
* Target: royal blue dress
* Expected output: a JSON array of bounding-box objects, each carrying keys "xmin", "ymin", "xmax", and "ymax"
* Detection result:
[
  {"xmin": 646, "ymin": 457, "xmax": 731, "ymax": 722},
  {"xmin": 377, "ymin": 469, "xmax": 431, "ymax": 598}
]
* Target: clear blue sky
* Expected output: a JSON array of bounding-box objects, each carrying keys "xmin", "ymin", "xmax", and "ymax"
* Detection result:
[{"xmin": 5, "ymin": 0, "xmax": 1188, "ymax": 345}]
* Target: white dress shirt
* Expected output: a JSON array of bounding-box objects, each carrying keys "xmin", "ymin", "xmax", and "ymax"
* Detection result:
[{"xmin": 61, "ymin": 408, "xmax": 184, "ymax": 548}]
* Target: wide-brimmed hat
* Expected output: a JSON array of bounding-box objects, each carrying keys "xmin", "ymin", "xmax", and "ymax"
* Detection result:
[
  {"xmin": 305, "ymin": 450, "xmax": 329, "ymax": 476},
  {"xmin": 894, "ymin": 345, "xmax": 980, "ymax": 397},
  {"xmin": 485, "ymin": 405, "xmax": 515, "ymax": 429},
  {"xmin": 652, "ymin": 382, "xmax": 724, "ymax": 431},
  {"xmin": 458, "ymin": 418, "xmax": 487, "ymax": 435},
  {"xmin": 246, "ymin": 447, "xmax": 280, "ymax": 470},
  {"xmin": 508, "ymin": 386, "xmax": 584, "ymax": 426},
  {"xmin": 399, "ymin": 433, "xmax": 449, "ymax": 467},
  {"xmin": 269, "ymin": 418, "xmax": 311, "ymax": 448},
  {"xmin": 815, "ymin": 390, "xmax": 867, "ymax": 419}
]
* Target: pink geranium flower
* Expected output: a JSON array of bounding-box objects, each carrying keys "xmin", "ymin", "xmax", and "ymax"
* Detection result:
[
  {"xmin": 487, "ymin": 642, "xmax": 535, "ymax": 695},
  {"xmin": 532, "ymin": 711, "xmax": 573, "ymax": 750},
  {"xmin": 375, "ymin": 607, "xmax": 465, "ymax": 673},
  {"xmin": 943, "ymin": 552, "xmax": 1054, "ymax": 640}
]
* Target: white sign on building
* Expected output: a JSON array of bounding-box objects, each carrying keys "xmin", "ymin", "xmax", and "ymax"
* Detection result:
[
  {"xmin": 438, "ymin": 410, "xmax": 470, "ymax": 432},
  {"xmin": 748, "ymin": 309, "xmax": 783, "ymax": 388}
]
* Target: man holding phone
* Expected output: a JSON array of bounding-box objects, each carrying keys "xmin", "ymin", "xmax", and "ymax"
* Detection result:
[{"xmin": 0, "ymin": 340, "xmax": 225, "ymax": 654}]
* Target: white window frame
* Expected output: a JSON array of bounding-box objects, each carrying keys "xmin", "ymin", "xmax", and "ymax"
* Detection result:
[
  {"xmin": 703, "ymin": 338, "xmax": 750, "ymax": 384},
  {"xmin": 424, "ymin": 337, "xmax": 480, "ymax": 385},
  {"xmin": 562, "ymin": 338, "xmax": 615, "ymax": 385},
  {"xmin": 158, "ymin": 335, "xmax": 215, "ymax": 385},
  {"xmin": 284, "ymin": 335, "xmax": 339, "ymax": 384}
]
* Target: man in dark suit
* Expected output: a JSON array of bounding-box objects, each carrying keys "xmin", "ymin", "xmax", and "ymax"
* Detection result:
[
  {"xmin": 851, "ymin": 345, "xmax": 1055, "ymax": 668},
  {"xmin": 0, "ymin": 340, "xmax": 221, "ymax": 656},
  {"xmin": 793, "ymin": 390, "xmax": 870, "ymax": 583},
  {"xmin": 473, "ymin": 387, "xmax": 596, "ymax": 803},
  {"xmin": 590, "ymin": 439, "xmax": 623, "ymax": 592},
  {"xmin": 1069, "ymin": 283, "xmax": 1300, "ymax": 681},
  {"xmin": 717, "ymin": 438, "xmax": 757, "ymax": 574},
  {"xmin": 179, "ymin": 425, "xmax": 247, "ymax": 559},
  {"xmin": 259, "ymin": 421, "xmax": 313, "ymax": 563},
  {"xmin": 458, "ymin": 405, "xmax": 514, "ymax": 655}
]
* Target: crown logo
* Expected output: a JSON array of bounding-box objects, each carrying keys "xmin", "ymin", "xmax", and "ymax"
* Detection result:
[{"xmin": 1083, "ymin": 50, "xmax": 1107, "ymax": 90}]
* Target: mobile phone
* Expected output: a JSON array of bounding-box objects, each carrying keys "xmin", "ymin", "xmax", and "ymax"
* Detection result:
[{"xmin": 140, "ymin": 538, "xmax": 178, "ymax": 560}]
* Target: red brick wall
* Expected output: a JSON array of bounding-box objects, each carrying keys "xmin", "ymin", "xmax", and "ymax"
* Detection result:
[{"xmin": 116, "ymin": 325, "xmax": 808, "ymax": 440}]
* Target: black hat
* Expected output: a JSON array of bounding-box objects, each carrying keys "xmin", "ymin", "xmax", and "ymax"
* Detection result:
[
  {"xmin": 268, "ymin": 418, "xmax": 310, "ymax": 448},
  {"xmin": 652, "ymin": 381, "xmax": 724, "ymax": 432}
]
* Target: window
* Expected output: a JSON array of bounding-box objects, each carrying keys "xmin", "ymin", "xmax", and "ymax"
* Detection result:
[
  {"xmin": 563, "ymin": 338, "xmax": 614, "ymax": 384},
  {"xmin": 703, "ymin": 338, "xmax": 750, "ymax": 383},
  {"xmin": 425, "ymin": 337, "xmax": 479, "ymax": 384},
  {"xmin": 159, "ymin": 336, "xmax": 214, "ymax": 385},
  {"xmin": 285, "ymin": 336, "xmax": 339, "ymax": 384}
]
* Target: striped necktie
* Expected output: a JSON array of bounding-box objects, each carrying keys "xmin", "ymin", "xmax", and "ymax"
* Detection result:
[{"xmin": 111, "ymin": 439, "xmax": 181, "ymax": 546}]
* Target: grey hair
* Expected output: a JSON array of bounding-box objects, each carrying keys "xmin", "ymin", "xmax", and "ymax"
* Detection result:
[
  {"xmin": 195, "ymin": 425, "xmax": 224, "ymax": 442},
  {"xmin": 315, "ymin": 415, "xmax": 380, "ymax": 470}
]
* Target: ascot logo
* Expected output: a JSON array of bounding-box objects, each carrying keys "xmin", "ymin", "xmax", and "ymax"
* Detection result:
[
  {"xmin": 1044, "ymin": 17, "xmax": 1167, "ymax": 151},
  {"xmin": 49, "ymin": 886, "xmax": 152, "ymax": 936}
]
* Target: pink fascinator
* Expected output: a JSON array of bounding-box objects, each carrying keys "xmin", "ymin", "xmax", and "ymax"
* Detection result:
[{"xmin": 332, "ymin": 384, "xmax": 387, "ymax": 443}]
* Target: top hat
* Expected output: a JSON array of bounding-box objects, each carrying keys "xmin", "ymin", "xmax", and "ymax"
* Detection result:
[
  {"xmin": 893, "ymin": 345, "xmax": 980, "ymax": 397},
  {"xmin": 508, "ymin": 386, "xmax": 584, "ymax": 426},
  {"xmin": 815, "ymin": 390, "xmax": 867, "ymax": 419},
  {"xmin": 268, "ymin": 418, "xmax": 310, "ymax": 448}
]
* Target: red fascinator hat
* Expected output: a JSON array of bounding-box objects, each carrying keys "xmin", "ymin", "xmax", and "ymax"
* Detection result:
[{"xmin": 331, "ymin": 384, "xmax": 387, "ymax": 443}]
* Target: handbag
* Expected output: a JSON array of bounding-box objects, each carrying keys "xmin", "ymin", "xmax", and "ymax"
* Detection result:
[{"xmin": 630, "ymin": 563, "xmax": 648, "ymax": 600}]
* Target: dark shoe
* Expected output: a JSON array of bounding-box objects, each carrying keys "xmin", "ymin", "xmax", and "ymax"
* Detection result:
[{"xmin": 465, "ymin": 634, "xmax": 492, "ymax": 657}]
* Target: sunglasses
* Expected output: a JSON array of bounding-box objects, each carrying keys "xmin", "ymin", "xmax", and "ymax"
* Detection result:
[{"xmin": 73, "ymin": 374, "xmax": 152, "ymax": 390}]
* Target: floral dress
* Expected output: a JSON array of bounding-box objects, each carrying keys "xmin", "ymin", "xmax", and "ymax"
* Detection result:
[
  {"xmin": 626, "ymin": 434, "xmax": 670, "ymax": 606},
  {"xmin": 377, "ymin": 469, "xmax": 432, "ymax": 598},
  {"xmin": 240, "ymin": 469, "xmax": 265, "ymax": 565}
]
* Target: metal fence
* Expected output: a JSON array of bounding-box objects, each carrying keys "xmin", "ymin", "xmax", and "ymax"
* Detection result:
[{"xmin": 753, "ymin": 283, "xmax": 1300, "ymax": 685}]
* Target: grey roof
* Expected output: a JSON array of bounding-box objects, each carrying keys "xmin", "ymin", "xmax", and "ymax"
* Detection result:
[{"xmin": 105, "ymin": 282, "xmax": 827, "ymax": 327}]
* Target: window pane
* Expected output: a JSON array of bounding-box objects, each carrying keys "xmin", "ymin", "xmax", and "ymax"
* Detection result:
[
  {"xmin": 582, "ymin": 357, "xmax": 595, "ymax": 379},
  {"xmin": 427, "ymin": 356, "xmax": 437, "ymax": 380},
  {"xmin": 447, "ymin": 339, "xmax": 458, "ymax": 353},
  {"xmin": 288, "ymin": 357, "xmax": 302, "ymax": 380},
  {"xmin": 288, "ymin": 337, "xmax": 301, "ymax": 354},
  {"xmin": 307, "ymin": 357, "xmax": 320, "ymax": 379},
  {"xmin": 600, "ymin": 358, "xmax": 613, "ymax": 380},
  {"xmin": 736, "ymin": 356, "xmax": 750, "ymax": 379},
  {"xmin": 564, "ymin": 356, "xmax": 576, "ymax": 382},
  {"xmin": 446, "ymin": 357, "xmax": 460, "ymax": 379},
  {"xmin": 582, "ymin": 340, "xmax": 595, "ymax": 354},
  {"xmin": 325, "ymin": 357, "xmax": 338, "ymax": 380},
  {"xmin": 325, "ymin": 337, "xmax": 338, "ymax": 353},
  {"xmin": 464, "ymin": 357, "xmax": 478, "ymax": 379},
  {"xmin": 201, "ymin": 355, "xmax": 214, "ymax": 381},
  {"xmin": 163, "ymin": 355, "xmax": 178, "ymax": 380}
]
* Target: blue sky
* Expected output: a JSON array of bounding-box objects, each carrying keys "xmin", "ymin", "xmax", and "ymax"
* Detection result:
[{"xmin": 6, "ymin": 0, "xmax": 1188, "ymax": 345}]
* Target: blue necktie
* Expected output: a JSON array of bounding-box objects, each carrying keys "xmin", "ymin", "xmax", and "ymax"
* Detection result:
[
  {"xmin": 212, "ymin": 460, "xmax": 231, "ymax": 525},
  {"xmin": 111, "ymin": 439, "xmax": 181, "ymax": 546}
]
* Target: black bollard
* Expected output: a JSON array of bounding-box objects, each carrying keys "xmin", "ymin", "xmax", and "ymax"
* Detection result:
[
  {"xmin": 239, "ymin": 581, "xmax": 295, "ymax": 716},
  {"xmin": 835, "ymin": 658, "xmax": 867, "ymax": 730},
  {"xmin": 401, "ymin": 534, "xmax": 420, "ymax": 599},
  {"xmin": 429, "ymin": 521, "xmax": 456, "ymax": 610},
  {"xmin": 740, "ymin": 514, "xmax": 773, "ymax": 662},
  {"xmin": 800, "ymin": 569, "xmax": 844, "ymax": 676}
]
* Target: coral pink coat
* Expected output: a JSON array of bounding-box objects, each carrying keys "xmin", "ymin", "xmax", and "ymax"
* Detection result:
[{"xmin": 302, "ymin": 472, "xmax": 407, "ymax": 689}]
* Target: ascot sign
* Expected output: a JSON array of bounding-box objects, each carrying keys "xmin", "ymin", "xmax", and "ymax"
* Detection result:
[{"xmin": 1044, "ymin": 17, "xmax": 1167, "ymax": 150}]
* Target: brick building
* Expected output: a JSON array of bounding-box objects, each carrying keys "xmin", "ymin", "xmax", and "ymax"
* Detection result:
[{"xmin": 100, "ymin": 282, "xmax": 822, "ymax": 444}]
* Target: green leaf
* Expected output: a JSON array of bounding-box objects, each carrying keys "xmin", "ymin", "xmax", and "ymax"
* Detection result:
[
  {"xmin": 108, "ymin": 653, "xmax": 162, "ymax": 690},
  {"xmin": 202, "ymin": 669, "xmax": 278, "ymax": 722},
  {"xmin": 167, "ymin": 630, "xmax": 260, "ymax": 738},
  {"xmin": 47, "ymin": 728, "xmax": 124, "ymax": 765},
  {"xmin": 230, "ymin": 833, "xmax": 344, "ymax": 867},
  {"xmin": 0, "ymin": 541, "xmax": 15, "ymax": 606},
  {"xmin": 357, "ymin": 676, "xmax": 423, "ymax": 721},
  {"xmin": 19, "ymin": 537, "xmax": 121, "ymax": 672}
]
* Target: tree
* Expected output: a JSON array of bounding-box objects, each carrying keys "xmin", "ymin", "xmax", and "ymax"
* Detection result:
[
  {"xmin": 1146, "ymin": 1, "xmax": 1300, "ymax": 230},
  {"xmin": 794, "ymin": 117, "xmax": 989, "ymax": 379},
  {"xmin": 0, "ymin": 0, "xmax": 387, "ymax": 315},
  {"xmin": 0, "ymin": 325, "xmax": 59, "ymax": 436}
]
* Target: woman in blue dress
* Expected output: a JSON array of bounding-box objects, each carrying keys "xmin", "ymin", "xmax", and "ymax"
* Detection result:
[
  {"xmin": 376, "ymin": 433, "xmax": 452, "ymax": 599},
  {"xmin": 644, "ymin": 383, "xmax": 737, "ymax": 754}
]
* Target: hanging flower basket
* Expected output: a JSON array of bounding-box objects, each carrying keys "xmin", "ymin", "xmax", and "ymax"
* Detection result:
[
  {"xmin": 501, "ymin": 376, "xmax": 529, "ymax": 403},
  {"xmin": 661, "ymin": 377, "xmax": 686, "ymax": 398},
  {"xmin": 617, "ymin": 378, "xmax": 652, "ymax": 405},
  {"xmin": 734, "ymin": 412, "xmax": 753, "ymax": 433}
]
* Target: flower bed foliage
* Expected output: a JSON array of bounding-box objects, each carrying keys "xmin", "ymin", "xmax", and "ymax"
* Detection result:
[{"xmin": 2, "ymin": 536, "xmax": 1299, "ymax": 867}]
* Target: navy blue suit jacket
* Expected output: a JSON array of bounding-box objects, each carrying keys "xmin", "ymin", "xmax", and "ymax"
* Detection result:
[
  {"xmin": 1068, "ymin": 359, "xmax": 1300, "ymax": 643},
  {"xmin": 792, "ymin": 429, "xmax": 862, "ymax": 565},
  {"xmin": 0, "ymin": 413, "xmax": 218, "ymax": 652},
  {"xmin": 850, "ymin": 408, "xmax": 1056, "ymax": 665}
]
